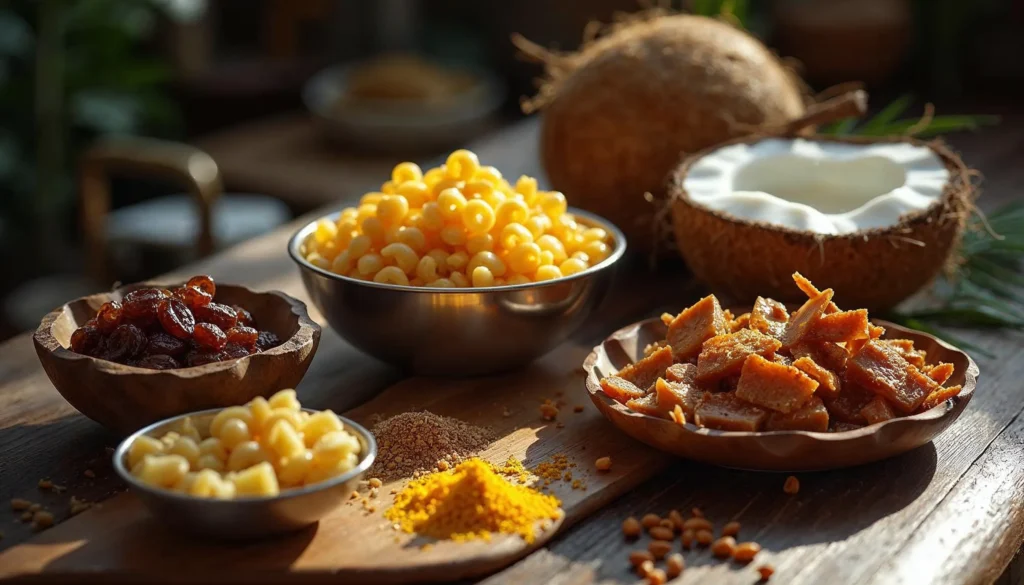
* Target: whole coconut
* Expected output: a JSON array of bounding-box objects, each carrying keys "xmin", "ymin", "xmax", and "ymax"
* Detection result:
[{"xmin": 516, "ymin": 14, "xmax": 808, "ymax": 250}]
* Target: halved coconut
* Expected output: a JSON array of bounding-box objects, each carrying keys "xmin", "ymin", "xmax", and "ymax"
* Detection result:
[{"xmin": 668, "ymin": 135, "xmax": 975, "ymax": 311}]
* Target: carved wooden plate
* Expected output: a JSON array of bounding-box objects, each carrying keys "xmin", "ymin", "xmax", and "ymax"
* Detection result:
[
  {"xmin": 583, "ymin": 317, "xmax": 978, "ymax": 471},
  {"xmin": 34, "ymin": 283, "xmax": 321, "ymax": 435}
]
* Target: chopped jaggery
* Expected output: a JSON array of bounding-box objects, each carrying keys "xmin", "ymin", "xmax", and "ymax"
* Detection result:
[
  {"xmin": 654, "ymin": 377, "xmax": 703, "ymax": 419},
  {"xmin": 694, "ymin": 392, "xmax": 768, "ymax": 432},
  {"xmin": 734, "ymin": 355, "xmax": 819, "ymax": 414},
  {"xmin": 665, "ymin": 362, "xmax": 695, "ymax": 384},
  {"xmin": 773, "ymin": 354, "xmax": 793, "ymax": 367},
  {"xmin": 615, "ymin": 346, "xmax": 674, "ymax": 393},
  {"xmin": 695, "ymin": 329, "xmax": 782, "ymax": 385},
  {"xmin": 792, "ymin": 272, "xmax": 839, "ymax": 314},
  {"xmin": 666, "ymin": 295, "xmax": 728, "ymax": 361},
  {"xmin": 780, "ymin": 289, "xmax": 835, "ymax": 350},
  {"xmin": 869, "ymin": 324, "xmax": 886, "ymax": 338},
  {"xmin": 750, "ymin": 296, "xmax": 789, "ymax": 339},
  {"xmin": 791, "ymin": 341, "xmax": 849, "ymax": 373},
  {"xmin": 879, "ymin": 339, "xmax": 927, "ymax": 369},
  {"xmin": 729, "ymin": 312, "xmax": 751, "ymax": 333},
  {"xmin": 830, "ymin": 421, "xmax": 865, "ymax": 433},
  {"xmin": 626, "ymin": 393, "xmax": 666, "ymax": 418},
  {"xmin": 846, "ymin": 341, "xmax": 936, "ymax": 413},
  {"xmin": 807, "ymin": 309, "xmax": 870, "ymax": 343},
  {"xmin": 860, "ymin": 397, "xmax": 898, "ymax": 425},
  {"xmin": 765, "ymin": 396, "xmax": 829, "ymax": 432},
  {"xmin": 925, "ymin": 363, "xmax": 955, "ymax": 385},
  {"xmin": 792, "ymin": 356, "xmax": 841, "ymax": 400},
  {"xmin": 919, "ymin": 385, "xmax": 962, "ymax": 412},
  {"xmin": 600, "ymin": 376, "xmax": 647, "ymax": 405},
  {"xmin": 822, "ymin": 384, "xmax": 875, "ymax": 424}
]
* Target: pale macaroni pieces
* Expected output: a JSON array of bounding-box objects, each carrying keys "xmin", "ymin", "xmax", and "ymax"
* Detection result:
[
  {"xmin": 128, "ymin": 389, "xmax": 362, "ymax": 499},
  {"xmin": 300, "ymin": 149, "xmax": 613, "ymax": 287}
]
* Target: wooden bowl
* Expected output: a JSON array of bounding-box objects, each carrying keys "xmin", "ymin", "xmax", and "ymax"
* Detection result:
[
  {"xmin": 583, "ymin": 317, "xmax": 978, "ymax": 471},
  {"xmin": 33, "ymin": 283, "xmax": 321, "ymax": 435}
]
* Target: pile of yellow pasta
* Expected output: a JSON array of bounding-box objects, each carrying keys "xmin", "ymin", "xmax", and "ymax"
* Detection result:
[
  {"xmin": 128, "ymin": 390, "xmax": 362, "ymax": 499},
  {"xmin": 301, "ymin": 149, "xmax": 613, "ymax": 287}
]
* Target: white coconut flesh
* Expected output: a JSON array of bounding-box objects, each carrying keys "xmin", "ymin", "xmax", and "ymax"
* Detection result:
[{"xmin": 682, "ymin": 138, "xmax": 951, "ymax": 235}]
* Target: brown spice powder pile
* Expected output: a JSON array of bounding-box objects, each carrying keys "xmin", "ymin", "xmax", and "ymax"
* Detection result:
[{"xmin": 370, "ymin": 411, "xmax": 494, "ymax": 482}]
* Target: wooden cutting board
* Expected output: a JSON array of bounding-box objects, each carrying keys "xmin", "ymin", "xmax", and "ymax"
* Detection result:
[{"xmin": 0, "ymin": 341, "xmax": 675, "ymax": 584}]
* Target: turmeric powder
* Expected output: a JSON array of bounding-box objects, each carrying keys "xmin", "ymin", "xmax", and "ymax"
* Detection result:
[{"xmin": 385, "ymin": 458, "xmax": 563, "ymax": 543}]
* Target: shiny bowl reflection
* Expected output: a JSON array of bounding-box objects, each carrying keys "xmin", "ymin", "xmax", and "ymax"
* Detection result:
[{"xmin": 288, "ymin": 207, "xmax": 627, "ymax": 376}]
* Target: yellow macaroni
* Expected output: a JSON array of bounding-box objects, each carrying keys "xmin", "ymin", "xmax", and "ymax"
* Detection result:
[
  {"xmin": 301, "ymin": 149, "xmax": 613, "ymax": 287},
  {"xmin": 128, "ymin": 389, "xmax": 362, "ymax": 499}
]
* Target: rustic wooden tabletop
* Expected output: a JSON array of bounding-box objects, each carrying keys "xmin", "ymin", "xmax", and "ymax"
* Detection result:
[{"xmin": 0, "ymin": 115, "xmax": 1022, "ymax": 585}]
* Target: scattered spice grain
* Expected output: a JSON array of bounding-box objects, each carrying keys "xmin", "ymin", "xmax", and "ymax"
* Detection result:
[
  {"xmin": 683, "ymin": 517, "xmax": 712, "ymax": 532},
  {"xmin": 83, "ymin": 469, "xmax": 95, "ymax": 478},
  {"xmin": 28, "ymin": 504, "xmax": 41, "ymax": 513},
  {"xmin": 629, "ymin": 550, "xmax": 654, "ymax": 567},
  {"xmin": 784, "ymin": 475, "xmax": 800, "ymax": 494},
  {"xmin": 733, "ymin": 541, "xmax": 762, "ymax": 563},
  {"xmin": 712, "ymin": 535, "xmax": 737, "ymax": 558},
  {"xmin": 19, "ymin": 511, "xmax": 32, "ymax": 522},
  {"xmin": 659, "ymin": 518, "xmax": 674, "ymax": 531},
  {"xmin": 370, "ymin": 411, "xmax": 493, "ymax": 482},
  {"xmin": 646, "ymin": 568, "xmax": 667, "ymax": 585},
  {"xmin": 648, "ymin": 539, "xmax": 672, "ymax": 559},
  {"xmin": 691, "ymin": 507, "xmax": 704, "ymax": 518},
  {"xmin": 668, "ymin": 509, "xmax": 685, "ymax": 531},
  {"xmin": 10, "ymin": 499, "xmax": 31, "ymax": 511},
  {"xmin": 666, "ymin": 553, "xmax": 685, "ymax": 578},
  {"xmin": 758, "ymin": 564, "xmax": 775, "ymax": 581},
  {"xmin": 649, "ymin": 526, "xmax": 674, "ymax": 542},
  {"xmin": 573, "ymin": 405, "xmax": 585, "ymax": 413},
  {"xmin": 595, "ymin": 456, "xmax": 612, "ymax": 471},
  {"xmin": 696, "ymin": 529, "xmax": 714, "ymax": 546},
  {"xmin": 539, "ymin": 400, "xmax": 559, "ymax": 421},
  {"xmin": 368, "ymin": 477, "xmax": 383, "ymax": 488},
  {"xmin": 37, "ymin": 479, "xmax": 53, "ymax": 490},
  {"xmin": 641, "ymin": 513, "xmax": 661, "ymax": 529},
  {"xmin": 32, "ymin": 511, "xmax": 54, "ymax": 530},
  {"xmin": 622, "ymin": 516, "xmax": 642, "ymax": 538},
  {"xmin": 722, "ymin": 520, "xmax": 741, "ymax": 537},
  {"xmin": 681, "ymin": 529, "xmax": 695, "ymax": 549},
  {"xmin": 637, "ymin": 559, "xmax": 655, "ymax": 578}
]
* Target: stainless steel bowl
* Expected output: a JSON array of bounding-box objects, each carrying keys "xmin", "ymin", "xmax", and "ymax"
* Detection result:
[
  {"xmin": 113, "ymin": 408, "xmax": 376, "ymax": 539},
  {"xmin": 288, "ymin": 208, "xmax": 627, "ymax": 376}
]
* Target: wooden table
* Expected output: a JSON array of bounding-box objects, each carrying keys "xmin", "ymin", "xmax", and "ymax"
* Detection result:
[{"xmin": 2, "ymin": 116, "xmax": 1023, "ymax": 585}]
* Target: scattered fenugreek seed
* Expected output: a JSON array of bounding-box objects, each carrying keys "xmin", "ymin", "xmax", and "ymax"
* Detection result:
[
  {"xmin": 349, "ymin": 491, "xmax": 359, "ymax": 500},
  {"xmin": 595, "ymin": 456, "xmax": 612, "ymax": 471},
  {"xmin": 32, "ymin": 511, "xmax": 54, "ymax": 529},
  {"xmin": 641, "ymin": 513, "xmax": 661, "ymax": 528},
  {"xmin": 646, "ymin": 568, "xmax": 667, "ymax": 585},
  {"xmin": 758, "ymin": 564, "xmax": 775, "ymax": 581},
  {"xmin": 733, "ymin": 541, "xmax": 762, "ymax": 563},
  {"xmin": 28, "ymin": 504, "xmax": 41, "ymax": 513},
  {"xmin": 659, "ymin": 518, "xmax": 674, "ymax": 530},
  {"xmin": 83, "ymin": 469, "xmax": 96, "ymax": 478},
  {"xmin": 629, "ymin": 550, "xmax": 654, "ymax": 567},
  {"xmin": 370, "ymin": 411, "xmax": 492, "ymax": 482},
  {"xmin": 722, "ymin": 520, "xmax": 741, "ymax": 537},
  {"xmin": 637, "ymin": 559, "xmax": 655, "ymax": 578},
  {"xmin": 784, "ymin": 476, "xmax": 800, "ymax": 494},
  {"xmin": 666, "ymin": 553, "xmax": 685, "ymax": 578},
  {"xmin": 573, "ymin": 405, "xmax": 584, "ymax": 413},
  {"xmin": 712, "ymin": 535, "xmax": 737, "ymax": 558},
  {"xmin": 668, "ymin": 509, "xmax": 685, "ymax": 531},
  {"xmin": 37, "ymin": 479, "xmax": 53, "ymax": 491},
  {"xmin": 691, "ymin": 506, "xmax": 704, "ymax": 518},
  {"xmin": 649, "ymin": 526, "xmax": 675, "ymax": 542},
  {"xmin": 19, "ymin": 511, "xmax": 32, "ymax": 522},
  {"xmin": 681, "ymin": 529, "xmax": 695, "ymax": 549},
  {"xmin": 683, "ymin": 517, "xmax": 712, "ymax": 532},
  {"xmin": 648, "ymin": 539, "xmax": 672, "ymax": 560},
  {"xmin": 696, "ymin": 529, "xmax": 714, "ymax": 547},
  {"xmin": 622, "ymin": 516, "xmax": 642, "ymax": 538},
  {"xmin": 10, "ymin": 498, "xmax": 31, "ymax": 511}
]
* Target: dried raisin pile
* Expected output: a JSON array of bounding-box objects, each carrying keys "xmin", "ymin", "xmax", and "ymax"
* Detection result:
[{"xmin": 67, "ymin": 275, "xmax": 283, "ymax": 369}]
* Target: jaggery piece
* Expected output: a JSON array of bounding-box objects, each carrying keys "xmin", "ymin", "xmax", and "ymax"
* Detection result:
[
  {"xmin": 643, "ymin": 341, "xmax": 667, "ymax": 357},
  {"xmin": 655, "ymin": 377, "xmax": 703, "ymax": 419},
  {"xmin": 792, "ymin": 356, "xmax": 841, "ymax": 400},
  {"xmin": 925, "ymin": 363, "xmax": 955, "ymax": 385},
  {"xmin": 780, "ymin": 288, "xmax": 835, "ymax": 350},
  {"xmin": 860, "ymin": 397, "xmax": 898, "ymax": 425},
  {"xmin": 626, "ymin": 393, "xmax": 666, "ymax": 418},
  {"xmin": 665, "ymin": 363, "xmax": 695, "ymax": 383},
  {"xmin": 774, "ymin": 354, "xmax": 793, "ymax": 367},
  {"xmin": 600, "ymin": 376, "xmax": 647, "ymax": 405},
  {"xmin": 723, "ymin": 309, "xmax": 735, "ymax": 322},
  {"xmin": 615, "ymin": 346, "xmax": 674, "ymax": 392},
  {"xmin": 830, "ymin": 421, "xmax": 865, "ymax": 433},
  {"xmin": 869, "ymin": 325, "xmax": 886, "ymax": 339},
  {"xmin": 822, "ymin": 384, "xmax": 875, "ymax": 424},
  {"xmin": 792, "ymin": 341, "xmax": 849, "ymax": 373},
  {"xmin": 846, "ymin": 340, "xmax": 936, "ymax": 413},
  {"xmin": 694, "ymin": 392, "xmax": 768, "ymax": 432},
  {"xmin": 807, "ymin": 309, "xmax": 870, "ymax": 343},
  {"xmin": 695, "ymin": 329, "xmax": 782, "ymax": 385},
  {"xmin": 729, "ymin": 313, "xmax": 751, "ymax": 333},
  {"xmin": 660, "ymin": 313, "xmax": 674, "ymax": 326},
  {"xmin": 765, "ymin": 396, "xmax": 829, "ymax": 432},
  {"xmin": 734, "ymin": 354, "xmax": 819, "ymax": 413},
  {"xmin": 750, "ymin": 297, "xmax": 789, "ymax": 339},
  {"xmin": 792, "ymin": 272, "xmax": 839, "ymax": 314},
  {"xmin": 719, "ymin": 374, "xmax": 741, "ymax": 392},
  {"xmin": 879, "ymin": 339, "xmax": 927, "ymax": 369},
  {"xmin": 919, "ymin": 385, "xmax": 962, "ymax": 411},
  {"xmin": 666, "ymin": 295, "xmax": 729, "ymax": 361}
]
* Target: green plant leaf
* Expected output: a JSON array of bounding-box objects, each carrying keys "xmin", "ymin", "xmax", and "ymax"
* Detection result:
[
  {"xmin": 857, "ymin": 94, "xmax": 914, "ymax": 133},
  {"xmin": 819, "ymin": 117, "xmax": 859, "ymax": 136},
  {"xmin": 857, "ymin": 115, "xmax": 1000, "ymax": 137}
]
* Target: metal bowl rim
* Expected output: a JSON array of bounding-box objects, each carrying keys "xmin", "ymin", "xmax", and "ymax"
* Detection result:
[
  {"xmin": 113, "ymin": 407, "xmax": 377, "ymax": 504},
  {"xmin": 287, "ymin": 206, "xmax": 628, "ymax": 294}
]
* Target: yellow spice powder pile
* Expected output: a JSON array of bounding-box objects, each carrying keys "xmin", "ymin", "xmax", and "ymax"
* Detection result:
[{"xmin": 385, "ymin": 458, "xmax": 563, "ymax": 544}]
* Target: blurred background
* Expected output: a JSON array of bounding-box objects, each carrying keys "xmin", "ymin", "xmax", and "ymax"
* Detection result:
[{"xmin": 1, "ymin": 0, "xmax": 1022, "ymax": 341}]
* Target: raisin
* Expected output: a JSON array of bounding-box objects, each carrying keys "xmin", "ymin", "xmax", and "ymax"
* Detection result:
[
  {"xmin": 103, "ymin": 324, "xmax": 147, "ymax": 362},
  {"xmin": 256, "ymin": 330, "xmax": 281, "ymax": 351},
  {"xmin": 121, "ymin": 289, "xmax": 167, "ymax": 326},
  {"xmin": 185, "ymin": 350, "xmax": 226, "ymax": 367},
  {"xmin": 233, "ymin": 305, "xmax": 254, "ymax": 327},
  {"xmin": 194, "ymin": 302, "xmax": 237, "ymax": 330},
  {"xmin": 133, "ymin": 354, "xmax": 180, "ymax": 370},
  {"xmin": 222, "ymin": 344, "xmax": 253, "ymax": 360},
  {"xmin": 173, "ymin": 285, "xmax": 212, "ymax": 310},
  {"xmin": 193, "ymin": 322, "xmax": 227, "ymax": 351},
  {"xmin": 186, "ymin": 275, "xmax": 216, "ymax": 297},
  {"xmin": 147, "ymin": 332, "xmax": 187, "ymax": 356},
  {"xmin": 94, "ymin": 301, "xmax": 123, "ymax": 333},
  {"xmin": 69, "ymin": 325, "xmax": 103, "ymax": 356},
  {"xmin": 157, "ymin": 298, "xmax": 195, "ymax": 339},
  {"xmin": 225, "ymin": 326, "xmax": 258, "ymax": 349}
]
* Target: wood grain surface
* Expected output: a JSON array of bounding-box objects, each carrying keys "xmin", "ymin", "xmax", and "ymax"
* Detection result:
[{"xmin": 0, "ymin": 114, "xmax": 1022, "ymax": 585}]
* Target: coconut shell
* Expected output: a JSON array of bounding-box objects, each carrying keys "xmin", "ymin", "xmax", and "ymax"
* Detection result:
[
  {"xmin": 528, "ymin": 14, "xmax": 807, "ymax": 249},
  {"xmin": 668, "ymin": 134, "xmax": 976, "ymax": 312}
]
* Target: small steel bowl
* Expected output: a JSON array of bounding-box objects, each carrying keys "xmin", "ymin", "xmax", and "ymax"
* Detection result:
[
  {"xmin": 113, "ymin": 408, "xmax": 376, "ymax": 539},
  {"xmin": 288, "ymin": 207, "xmax": 627, "ymax": 376}
]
